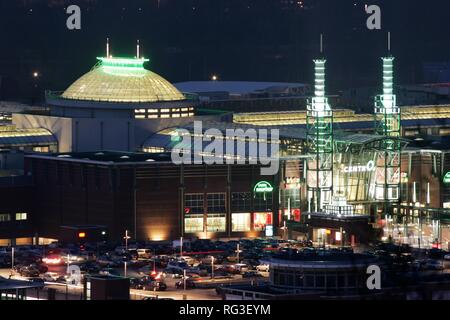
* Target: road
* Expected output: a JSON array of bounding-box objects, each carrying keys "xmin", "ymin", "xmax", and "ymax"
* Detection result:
[{"xmin": 0, "ymin": 268, "xmax": 230, "ymax": 300}]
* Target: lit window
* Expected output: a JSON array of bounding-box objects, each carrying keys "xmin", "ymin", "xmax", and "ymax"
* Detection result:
[
  {"xmin": 172, "ymin": 114, "xmax": 180, "ymax": 118},
  {"xmin": 147, "ymin": 109, "xmax": 158, "ymax": 113},
  {"xmin": 232, "ymin": 213, "xmax": 251, "ymax": 232},
  {"xmin": 160, "ymin": 114, "xmax": 170, "ymax": 118},
  {"xmin": 254, "ymin": 212, "xmax": 272, "ymax": 231},
  {"xmin": 184, "ymin": 215, "xmax": 204, "ymax": 233},
  {"xmin": 148, "ymin": 115, "xmax": 158, "ymax": 119},
  {"xmin": 171, "ymin": 108, "xmax": 180, "ymax": 112},
  {"xmin": 161, "ymin": 109, "xmax": 170, "ymax": 113},
  {"xmin": 135, "ymin": 109, "xmax": 146, "ymax": 113},
  {"xmin": 16, "ymin": 213, "xmax": 27, "ymax": 221},
  {"xmin": 207, "ymin": 214, "xmax": 226, "ymax": 232},
  {"xmin": 188, "ymin": 113, "xmax": 194, "ymax": 116},
  {"xmin": 181, "ymin": 113, "xmax": 189, "ymax": 117},
  {"xmin": 181, "ymin": 108, "xmax": 189, "ymax": 112},
  {"xmin": 135, "ymin": 115, "xmax": 146, "ymax": 119}
]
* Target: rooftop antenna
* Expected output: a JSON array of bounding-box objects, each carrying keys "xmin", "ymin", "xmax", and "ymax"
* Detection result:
[
  {"xmin": 320, "ymin": 33, "xmax": 323, "ymax": 55},
  {"xmin": 137, "ymin": 40, "xmax": 140, "ymax": 59},
  {"xmin": 387, "ymin": 31, "xmax": 391, "ymax": 53},
  {"xmin": 106, "ymin": 37, "xmax": 110, "ymax": 58}
]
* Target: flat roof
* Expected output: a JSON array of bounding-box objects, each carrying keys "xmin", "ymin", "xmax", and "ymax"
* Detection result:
[
  {"xmin": 0, "ymin": 277, "xmax": 44, "ymax": 290},
  {"xmin": 26, "ymin": 151, "xmax": 173, "ymax": 165},
  {"xmin": 174, "ymin": 81, "xmax": 308, "ymax": 95}
]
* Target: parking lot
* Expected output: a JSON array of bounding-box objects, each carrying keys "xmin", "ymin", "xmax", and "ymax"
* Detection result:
[{"xmin": 0, "ymin": 238, "xmax": 449, "ymax": 300}]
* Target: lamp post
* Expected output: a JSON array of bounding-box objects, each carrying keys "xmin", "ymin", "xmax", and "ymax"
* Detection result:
[
  {"xmin": 236, "ymin": 244, "xmax": 240, "ymax": 264},
  {"xmin": 180, "ymin": 236, "xmax": 183, "ymax": 257},
  {"xmin": 183, "ymin": 269, "xmax": 187, "ymax": 291},
  {"xmin": 211, "ymin": 256, "xmax": 215, "ymax": 279},
  {"xmin": 11, "ymin": 247, "xmax": 14, "ymax": 276},
  {"xmin": 124, "ymin": 230, "xmax": 131, "ymax": 251}
]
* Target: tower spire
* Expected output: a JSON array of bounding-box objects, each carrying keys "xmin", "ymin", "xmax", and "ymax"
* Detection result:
[
  {"xmin": 306, "ymin": 35, "xmax": 333, "ymax": 213},
  {"xmin": 106, "ymin": 37, "xmax": 110, "ymax": 58},
  {"xmin": 137, "ymin": 40, "xmax": 140, "ymax": 59},
  {"xmin": 320, "ymin": 33, "xmax": 323, "ymax": 55},
  {"xmin": 387, "ymin": 31, "xmax": 391, "ymax": 53}
]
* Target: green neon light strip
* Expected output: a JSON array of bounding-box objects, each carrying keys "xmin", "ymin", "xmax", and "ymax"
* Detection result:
[
  {"xmin": 254, "ymin": 181, "xmax": 274, "ymax": 193},
  {"xmin": 97, "ymin": 57, "xmax": 149, "ymax": 69},
  {"xmin": 444, "ymin": 172, "xmax": 450, "ymax": 184}
]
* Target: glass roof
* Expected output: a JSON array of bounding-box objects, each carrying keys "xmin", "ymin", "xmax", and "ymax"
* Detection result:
[
  {"xmin": 0, "ymin": 128, "xmax": 57, "ymax": 147},
  {"xmin": 61, "ymin": 57, "xmax": 185, "ymax": 103}
]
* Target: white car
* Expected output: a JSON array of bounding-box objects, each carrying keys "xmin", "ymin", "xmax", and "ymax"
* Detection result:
[
  {"xmin": 256, "ymin": 264, "xmax": 270, "ymax": 272},
  {"xmin": 444, "ymin": 254, "xmax": 450, "ymax": 261}
]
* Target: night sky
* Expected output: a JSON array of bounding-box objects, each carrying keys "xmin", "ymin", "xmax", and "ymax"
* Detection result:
[{"xmin": 1, "ymin": 0, "xmax": 450, "ymax": 101}]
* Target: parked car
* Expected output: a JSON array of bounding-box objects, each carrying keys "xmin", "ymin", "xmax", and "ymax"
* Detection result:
[
  {"xmin": 28, "ymin": 277, "xmax": 45, "ymax": 284},
  {"xmin": 175, "ymin": 279, "xmax": 196, "ymax": 289},
  {"xmin": 137, "ymin": 249, "xmax": 152, "ymax": 259},
  {"xmin": 424, "ymin": 259, "xmax": 444, "ymax": 271},
  {"xmin": 19, "ymin": 266, "xmax": 40, "ymax": 278},
  {"xmin": 142, "ymin": 281, "xmax": 167, "ymax": 291},
  {"xmin": 256, "ymin": 264, "xmax": 270, "ymax": 272}
]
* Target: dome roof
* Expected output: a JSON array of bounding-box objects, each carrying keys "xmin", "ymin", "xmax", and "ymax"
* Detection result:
[{"xmin": 61, "ymin": 57, "xmax": 185, "ymax": 103}]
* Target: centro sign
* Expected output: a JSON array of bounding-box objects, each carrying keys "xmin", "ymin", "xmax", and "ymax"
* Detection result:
[
  {"xmin": 254, "ymin": 181, "xmax": 274, "ymax": 193},
  {"xmin": 444, "ymin": 172, "xmax": 450, "ymax": 184},
  {"xmin": 343, "ymin": 160, "xmax": 376, "ymax": 173}
]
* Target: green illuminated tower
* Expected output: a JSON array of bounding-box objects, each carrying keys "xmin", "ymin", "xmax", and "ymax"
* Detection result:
[
  {"xmin": 307, "ymin": 59, "xmax": 333, "ymax": 212},
  {"xmin": 374, "ymin": 56, "xmax": 401, "ymax": 206}
]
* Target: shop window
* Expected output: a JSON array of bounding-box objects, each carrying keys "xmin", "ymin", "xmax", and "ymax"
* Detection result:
[
  {"xmin": 184, "ymin": 215, "xmax": 204, "ymax": 233},
  {"xmin": 185, "ymin": 194, "xmax": 204, "ymax": 214},
  {"xmin": 232, "ymin": 213, "xmax": 251, "ymax": 232},
  {"xmin": 231, "ymin": 192, "xmax": 251, "ymax": 212},
  {"xmin": 253, "ymin": 212, "xmax": 272, "ymax": 231},
  {"xmin": 15, "ymin": 213, "xmax": 27, "ymax": 221},
  {"xmin": 207, "ymin": 193, "xmax": 225, "ymax": 213},
  {"xmin": 206, "ymin": 214, "xmax": 226, "ymax": 232}
]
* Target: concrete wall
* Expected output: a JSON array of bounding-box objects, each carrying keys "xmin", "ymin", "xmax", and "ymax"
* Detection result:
[
  {"xmin": 13, "ymin": 113, "xmax": 225, "ymax": 153},
  {"xmin": 13, "ymin": 114, "xmax": 73, "ymax": 152}
]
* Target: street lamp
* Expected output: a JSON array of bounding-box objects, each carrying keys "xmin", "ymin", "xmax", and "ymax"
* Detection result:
[
  {"xmin": 123, "ymin": 230, "xmax": 131, "ymax": 251},
  {"xmin": 211, "ymin": 256, "xmax": 215, "ymax": 279},
  {"xmin": 236, "ymin": 243, "xmax": 242, "ymax": 264},
  {"xmin": 183, "ymin": 269, "xmax": 187, "ymax": 291},
  {"xmin": 10, "ymin": 247, "xmax": 14, "ymax": 276},
  {"xmin": 180, "ymin": 236, "xmax": 183, "ymax": 257},
  {"xmin": 211, "ymin": 74, "xmax": 218, "ymax": 81}
]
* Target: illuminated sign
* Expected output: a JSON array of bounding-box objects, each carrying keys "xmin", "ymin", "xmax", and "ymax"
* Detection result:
[
  {"xmin": 444, "ymin": 172, "xmax": 450, "ymax": 184},
  {"xmin": 265, "ymin": 225, "xmax": 273, "ymax": 237},
  {"xmin": 343, "ymin": 160, "xmax": 376, "ymax": 173},
  {"xmin": 254, "ymin": 181, "xmax": 274, "ymax": 193}
]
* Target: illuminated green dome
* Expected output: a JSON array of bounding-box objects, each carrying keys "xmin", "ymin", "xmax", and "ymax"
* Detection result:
[{"xmin": 61, "ymin": 57, "xmax": 185, "ymax": 103}]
